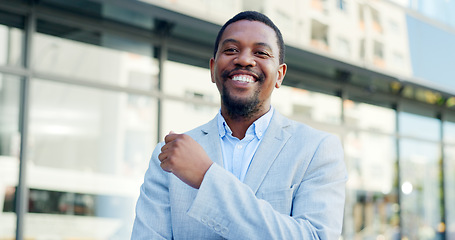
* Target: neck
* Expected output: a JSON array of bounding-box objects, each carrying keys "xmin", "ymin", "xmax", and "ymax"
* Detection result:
[{"xmin": 221, "ymin": 105, "xmax": 270, "ymax": 139}]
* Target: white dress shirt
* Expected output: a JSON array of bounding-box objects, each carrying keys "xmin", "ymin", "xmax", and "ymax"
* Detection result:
[{"xmin": 216, "ymin": 107, "xmax": 274, "ymax": 182}]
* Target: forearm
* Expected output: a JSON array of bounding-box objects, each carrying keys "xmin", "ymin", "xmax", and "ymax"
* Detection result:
[{"xmin": 188, "ymin": 164, "xmax": 346, "ymax": 240}]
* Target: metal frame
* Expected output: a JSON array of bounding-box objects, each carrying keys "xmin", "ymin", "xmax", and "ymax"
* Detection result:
[{"xmin": 15, "ymin": 3, "xmax": 34, "ymax": 239}]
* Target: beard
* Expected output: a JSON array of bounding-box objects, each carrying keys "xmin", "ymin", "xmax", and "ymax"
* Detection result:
[
  {"xmin": 221, "ymin": 86, "xmax": 262, "ymax": 120},
  {"xmin": 220, "ymin": 68, "xmax": 265, "ymax": 120}
]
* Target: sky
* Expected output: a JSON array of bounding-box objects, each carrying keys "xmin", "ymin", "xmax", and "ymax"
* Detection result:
[
  {"xmin": 406, "ymin": 15, "xmax": 455, "ymax": 92},
  {"xmin": 389, "ymin": 0, "xmax": 455, "ymax": 93},
  {"xmin": 390, "ymin": 0, "xmax": 455, "ymax": 27}
]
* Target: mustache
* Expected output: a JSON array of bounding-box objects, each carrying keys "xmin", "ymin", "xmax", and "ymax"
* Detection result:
[{"xmin": 221, "ymin": 67, "xmax": 264, "ymax": 82}]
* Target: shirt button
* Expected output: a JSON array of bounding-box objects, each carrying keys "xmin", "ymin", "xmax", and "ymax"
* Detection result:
[
  {"xmin": 237, "ymin": 145, "xmax": 243, "ymax": 149},
  {"xmin": 258, "ymin": 132, "xmax": 262, "ymax": 137}
]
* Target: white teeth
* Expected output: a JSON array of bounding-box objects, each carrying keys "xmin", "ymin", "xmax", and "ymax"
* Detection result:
[{"xmin": 232, "ymin": 75, "xmax": 254, "ymax": 83}]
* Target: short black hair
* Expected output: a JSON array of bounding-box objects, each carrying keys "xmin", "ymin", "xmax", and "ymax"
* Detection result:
[{"xmin": 213, "ymin": 11, "xmax": 285, "ymax": 64}]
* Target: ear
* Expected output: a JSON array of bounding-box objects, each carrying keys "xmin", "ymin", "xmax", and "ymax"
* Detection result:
[
  {"xmin": 210, "ymin": 58, "xmax": 216, "ymax": 83},
  {"xmin": 275, "ymin": 63, "xmax": 287, "ymax": 88}
]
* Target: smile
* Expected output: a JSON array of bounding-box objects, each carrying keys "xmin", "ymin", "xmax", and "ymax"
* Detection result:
[{"xmin": 231, "ymin": 74, "xmax": 255, "ymax": 83}]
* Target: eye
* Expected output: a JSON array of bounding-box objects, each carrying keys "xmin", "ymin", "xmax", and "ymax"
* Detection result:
[
  {"xmin": 255, "ymin": 50, "xmax": 271, "ymax": 58},
  {"xmin": 223, "ymin": 48, "xmax": 238, "ymax": 54}
]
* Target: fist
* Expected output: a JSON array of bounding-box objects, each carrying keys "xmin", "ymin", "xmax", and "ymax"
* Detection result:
[{"xmin": 158, "ymin": 132, "xmax": 213, "ymax": 189}]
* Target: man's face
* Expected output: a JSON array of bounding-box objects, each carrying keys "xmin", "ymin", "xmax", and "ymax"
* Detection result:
[{"xmin": 210, "ymin": 20, "xmax": 286, "ymax": 119}]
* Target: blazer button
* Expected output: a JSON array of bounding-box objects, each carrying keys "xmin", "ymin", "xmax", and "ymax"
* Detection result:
[
  {"xmin": 221, "ymin": 227, "xmax": 228, "ymax": 235},
  {"xmin": 201, "ymin": 216, "xmax": 208, "ymax": 224},
  {"xmin": 214, "ymin": 224, "xmax": 221, "ymax": 232},
  {"xmin": 208, "ymin": 220, "xmax": 216, "ymax": 227}
]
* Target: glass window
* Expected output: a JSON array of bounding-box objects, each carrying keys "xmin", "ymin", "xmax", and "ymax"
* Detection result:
[
  {"xmin": 311, "ymin": 0, "xmax": 329, "ymax": 13},
  {"xmin": 310, "ymin": 19, "xmax": 329, "ymax": 51},
  {"xmin": 0, "ymin": 74, "xmax": 21, "ymax": 240},
  {"xmin": 345, "ymin": 132, "xmax": 396, "ymax": 194},
  {"xmin": 337, "ymin": 0, "xmax": 347, "ymax": 11},
  {"xmin": 335, "ymin": 37, "xmax": 350, "ymax": 58},
  {"xmin": 370, "ymin": 8, "xmax": 382, "ymax": 33},
  {"xmin": 358, "ymin": 4, "xmax": 365, "ymax": 25},
  {"xmin": 446, "ymin": 145, "xmax": 455, "ymax": 239},
  {"xmin": 344, "ymin": 101, "xmax": 396, "ymax": 134},
  {"xmin": 389, "ymin": 20, "xmax": 400, "ymax": 34},
  {"xmin": 162, "ymin": 61, "xmax": 219, "ymax": 105},
  {"xmin": 161, "ymin": 99, "xmax": 219, "ymax": 138},
  {"xmin": 27, "ymin": 79, "xmax": 157, "ymax": 239},
  {"xmin": 0, "ymin": 22, "xmax": 24, "ymax": 67},
  {"xmin": 0, "ymin": 74, "xmax": 21, "ymax": 157},
  {"xmin": 373, "ymin": 41, "xmax": 384, "ymax": 67},
  {"xmin": 32, "ymin": 32, "xmax": 158, "ymax": 90},
  {"xmin": 344, "ymin": 131, "xmax": 398, "ymax": 239},
  {"xmin": 273, "ymin": 86, "xmax": 342, "ymax": 125},
  {"xmin": 359, "ymin": 39, "xmax": 365, "ymax": 60},
  {"xmin": 399, "ymin": 112, "xmax": 440, "ymax": 141},
  {"xmin": 39, "ymin": 0, "xmax": 155, "ymax": 30},
  {"xmin": 399, "ymin": 139, "xmax": 442, "ymax": 239},
  {"xmin": 444, "ymin": 119, "xmax": 455, "ymax": 144}
]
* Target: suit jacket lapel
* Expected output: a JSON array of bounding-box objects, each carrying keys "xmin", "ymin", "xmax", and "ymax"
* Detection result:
[
  {"xmin": 198, "ymin": 117, "xmax": 224, "ymax": 167},
  {"xmin": 243, "ymin": 112, "xmax": 292, "ymax": 194}
]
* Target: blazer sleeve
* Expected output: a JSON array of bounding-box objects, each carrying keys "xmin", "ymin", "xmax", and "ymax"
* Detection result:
[
  {"xmin": 187, "ymin": 134, "xmax": 347, "ymax": 240},
  {"xmin": 131, "ymin": 142, "xmax": 173, "ymax": 240}
]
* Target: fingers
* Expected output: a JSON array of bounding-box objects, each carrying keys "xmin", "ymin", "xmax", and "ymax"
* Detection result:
[
  {"xmin": 158, "ymin": 151, "xmax": 173, "ymax": 173},
  {"xmin": 164, "ymin": 131, "xmax": 178, "ymax": 144},
  {"xmin": 160, "ymin": 161, "xmax": 172, "ymax": 173},
  {"xmin": 161, "ymin": 131, "xmax": 177, "ymax": 153},
  {"xmin": 158, "ymin": 150, "xmax": 167, "ymax": 162},
  {"xmin": 160, "ymin": 131, "xmax": 178, "ymax": 172}
]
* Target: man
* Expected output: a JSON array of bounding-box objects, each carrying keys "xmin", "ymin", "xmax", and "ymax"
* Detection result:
[{"xmin": 132, "ymin": 11, "xmax": 347, "ymax": 239}]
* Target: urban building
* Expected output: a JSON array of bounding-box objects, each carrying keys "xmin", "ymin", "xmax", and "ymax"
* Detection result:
[{"xmin": 0, "ymin": 0, "xmax": 454, "ymax": 239}]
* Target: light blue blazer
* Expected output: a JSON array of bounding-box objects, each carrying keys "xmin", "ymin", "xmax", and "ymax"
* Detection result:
[{"xmin": 132, "ymin": 111, "xmax": 347, "ymax": 240}]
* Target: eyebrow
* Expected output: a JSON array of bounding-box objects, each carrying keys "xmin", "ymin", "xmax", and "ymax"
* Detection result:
[
  {"xmin": 220, "ymin": 38, "xmax": 239, "ymax": 46},
  {"xmin": 220, "ymin": 38, "xmax": 273, "ymax": 51}
]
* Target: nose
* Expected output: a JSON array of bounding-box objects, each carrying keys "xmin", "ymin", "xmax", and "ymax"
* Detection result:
[{"xmin": 233, "ymin": 51, "xmax": 256, "ymax": 67}]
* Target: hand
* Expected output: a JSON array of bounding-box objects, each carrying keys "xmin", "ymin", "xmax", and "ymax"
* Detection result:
[{"xmin": 158, "ymin": 132, "xmax": 213, "ymax": 189}]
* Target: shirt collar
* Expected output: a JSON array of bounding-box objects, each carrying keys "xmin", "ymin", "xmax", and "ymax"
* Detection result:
[{"xmin": 217, "ymin": 107, "xmax": 274, "ymax": 140}]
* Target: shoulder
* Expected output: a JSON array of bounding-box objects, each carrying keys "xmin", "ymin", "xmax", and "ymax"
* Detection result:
[
  {"xmin": 273, "ymin": 111, "xmax": 334, "ymax": 141},
  {"xmin": 184, "ymin": 116, "xmax": 218, "ymax": 139}
]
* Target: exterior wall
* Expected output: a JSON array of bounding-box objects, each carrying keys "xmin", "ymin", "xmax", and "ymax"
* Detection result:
[
  {"xmin": 141, "ymin": 0, "xmax": 243, "ymax": 25},
  {"xmin": 150, "ymin": 0, "xmax": 413, "ymax": 78}
]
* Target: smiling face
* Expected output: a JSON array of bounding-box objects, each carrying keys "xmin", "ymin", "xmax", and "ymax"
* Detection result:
[{"xmin": 210, "ymin": 20, "xmax": 287, "ymax": 120}]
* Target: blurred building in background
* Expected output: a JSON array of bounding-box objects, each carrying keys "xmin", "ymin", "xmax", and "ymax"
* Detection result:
[{"xmin": 0, "ymin": 0, "xmax": 454, "ymax": 239}]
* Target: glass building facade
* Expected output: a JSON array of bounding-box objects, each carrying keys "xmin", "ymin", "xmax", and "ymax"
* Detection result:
[{"xmin": 0, "ymin": 0, "xmax": 454, "ymax": 239}]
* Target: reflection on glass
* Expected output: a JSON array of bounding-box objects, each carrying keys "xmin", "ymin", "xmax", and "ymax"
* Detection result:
[
  {"xmin": 163, "ymin": 61, "xmax": 219, "ymax": 104},
  {"xmin": 445, "ymin": 145, "xmax": 455, "ymax": 239},
  {"xmin": 344, "ymin": 131, "xmax": 398, "ymax": 239},
  {"xmin": 0, "ymin": 24, "xmax": 24, "ymax": 67},
  {"xmin": 399, "ymin": 112, "xmax": 440, "ymax": 141},
  {"xmin": 444, "ymin": 120, "xmax": 455, "ymax": 144},
  {"xmin": 0, "ymin": 74, "xmax": 20, "ymax": 239},
  {"xmin": 40, "ymin": 0, "xmax": 154, "ymax": 30},
  {"xmin": 400, "ymin": 139, "xmax": 442, "ymax": 239},
  {"xmin": 27, "ymin": 79, "xmax": 157, "ymax": 239},
  {"xmin": 0, "ymin": 74, "xmax": 20, "ymax": 157},
  {"xmin": 272, "ymin": 86, "xmax": 342, "ymax": 125},
  {"xmin": 344, "ymin": 100, "xmax": 396, "ymax": 134},
  {"xmin": 32, "ymin": 33, "xmax": 158, "ymax": 89},
  {"xmin": 346, "ymin": 132, "xmax": 396, "ymax": 193},
  {"xmin": 161, "ymin": 100, "xmax": 218, "ymax": 138}
]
